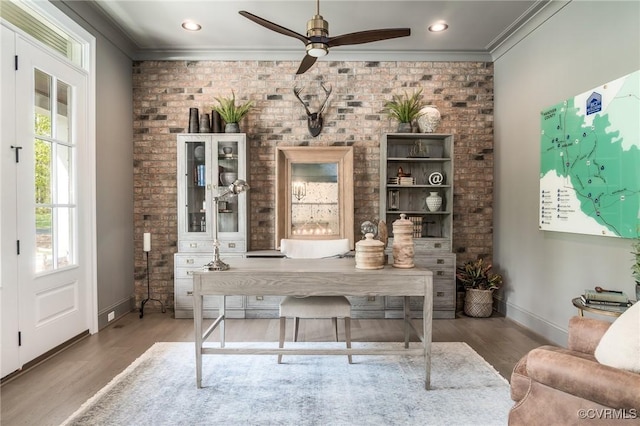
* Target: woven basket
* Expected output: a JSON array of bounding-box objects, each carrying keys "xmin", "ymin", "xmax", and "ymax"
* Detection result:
[{"xmin": 464, "ymin": 289, "xmax": 494, "ymax": 318}]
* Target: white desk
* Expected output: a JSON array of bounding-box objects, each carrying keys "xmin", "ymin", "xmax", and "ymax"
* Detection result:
[{"xmin": 192, "ymin": 258, "xmax": 433, "ymax": 389}]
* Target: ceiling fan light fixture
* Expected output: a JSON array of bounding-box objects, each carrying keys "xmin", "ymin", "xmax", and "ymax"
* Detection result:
[
  {"xmin": 428, "ymin": 22, "xmax": 448, "ymax": 32},
  {"xmin": 307, "ymin": 43, "xmax": 328, "ymax": 57},
  {"xmin": 181, "ymin": 20, "xmax": 202, "ymax": 31}
]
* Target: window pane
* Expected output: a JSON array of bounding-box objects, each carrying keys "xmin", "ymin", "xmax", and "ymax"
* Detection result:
[
  {"xmin": 35, "ymin": 139, "xmax": 52, "ymax": 204},
  {"xmin": 56, "ymin": 144, "xmax": 73, "ymax": 204},
  {"xmin": 56, "ymin": 81, "xmax": 71, "ymax": 142},
  {"xmin": 36, "ymin": 207, "xmax": 53, "ymax": 273},
  {"xmin": 55, "ymin": 207, "xmax": 73, "ymax": 268},
  {"xmin": 34, "ymin": 69, "xmax": 52, "ymax": 137}
]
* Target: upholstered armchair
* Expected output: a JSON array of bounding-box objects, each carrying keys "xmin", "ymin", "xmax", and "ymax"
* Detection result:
[{"xmin": 509, "ymin": 309, "xmax": 640, "ymax": 425}]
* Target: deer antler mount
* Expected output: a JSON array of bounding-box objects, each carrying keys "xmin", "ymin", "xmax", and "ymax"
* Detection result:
[{"xmin": 293, "ymin": 82, "xmax": 332, "ymax": 137}]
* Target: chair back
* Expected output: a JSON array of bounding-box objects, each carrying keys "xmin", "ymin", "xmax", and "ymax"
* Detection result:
[{"xmin": 280, "ymin": 239, "xmax": 350, "ymax": 259}]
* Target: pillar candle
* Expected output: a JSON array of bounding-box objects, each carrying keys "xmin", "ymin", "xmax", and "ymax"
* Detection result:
[{"xmin": 143, "ymin": 233, "xmax": 151, "ymax": 252}]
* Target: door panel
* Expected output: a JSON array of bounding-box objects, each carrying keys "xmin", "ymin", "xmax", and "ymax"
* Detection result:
[{"xmin": 1, "ymin": 33, "xmax": 89, "ymax": 374}]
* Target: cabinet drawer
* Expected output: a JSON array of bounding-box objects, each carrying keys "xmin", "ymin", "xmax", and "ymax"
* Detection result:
[
  {"xmin": 384, "ymin": 296, "xmax": 424, "ymax": 310},
  {"xmin": 178, "ymin": 240, "xmax": 246, "ymax": 253},
  {"xmin": 245, "ymin": 295, "xmax": 283, "ymax": 309},
  {"xmin": 174, "ymin": 254, "xmax": 212, "ymax": 268},
  {"xmin": 413, "ymin": 238, "xmax": 451, "ymax": 251},
  {"xmin": 347, "ymin": 296, "xmax": 384, "ymax": 310}
]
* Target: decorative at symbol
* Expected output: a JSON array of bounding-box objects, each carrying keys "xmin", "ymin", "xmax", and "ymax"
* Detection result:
[{"xmin": 428, "ymin": 172, "xmax": 443, "ymax": 185}]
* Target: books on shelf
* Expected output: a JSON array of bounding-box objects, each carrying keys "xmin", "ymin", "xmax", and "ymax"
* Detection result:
[{"xmin": 581, "ymin": 289, "xmax": 631, "ymax": 307}]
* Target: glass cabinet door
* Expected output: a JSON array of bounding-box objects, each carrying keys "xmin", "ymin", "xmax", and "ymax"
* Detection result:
[
  {"xmin": 216, "ymin": 139, "xmax": 240, "ymax": 234},
  {"xmin": 182, "ymin": 138, "xmax": 209, "ymax": 236}
]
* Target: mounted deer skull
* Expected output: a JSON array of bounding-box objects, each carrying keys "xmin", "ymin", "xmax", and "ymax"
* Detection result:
[{"xmin": 293, "ymin": 82, "xmax": 332, "ymax": 137}]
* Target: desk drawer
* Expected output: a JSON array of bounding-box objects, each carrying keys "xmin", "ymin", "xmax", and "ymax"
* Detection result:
[{"xmin": 245, "ymin": 295, "xmax": 283, "ymax": 309}]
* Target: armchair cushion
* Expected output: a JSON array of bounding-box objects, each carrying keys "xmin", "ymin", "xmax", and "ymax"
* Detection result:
[{"xmin": 594, "ymin": 302, "xmax": 640, "ymax": 373}]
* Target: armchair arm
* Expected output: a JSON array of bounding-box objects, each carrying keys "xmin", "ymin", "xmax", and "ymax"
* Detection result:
[
  {"xmin": 527, "ymin": 347, "xmax": 640, "ymax": 410},
  {"xmin": 567, "ymin": 316, "xmax": 611, "ymax": 354}
]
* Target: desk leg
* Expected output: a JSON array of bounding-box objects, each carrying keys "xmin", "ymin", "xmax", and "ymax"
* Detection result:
[
  {"xmin": 220, "ymin": 295, "xmax": 226, "ymax": 348},
  {"xmin": 423, "ymin": 286, "xmax": 433, "ymax": 390},
  {"xmin": 403, "ymin": 296, "xmax": 410, "ymax": 348},
  {"xmin": 194, "ymin": 290, "xmax": 203, "ymax": 389}
]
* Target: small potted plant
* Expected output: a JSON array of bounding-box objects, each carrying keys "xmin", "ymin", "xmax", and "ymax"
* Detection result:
[
  {"xmin": 632, "ymin": 239, "xmax": 640, "ymax": 300},
  {"xmin": 383, "ymin": 88, "xmax": 426, "ymax": 133},
  {"xmin": 456, "ymin": 258, "xmax": 503, "ymax": 317},
  {"xmin": 213, "ymin": 91, "xmax": 254, "ymax": 133}
]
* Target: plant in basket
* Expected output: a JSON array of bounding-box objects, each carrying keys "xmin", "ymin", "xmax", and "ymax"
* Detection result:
[{"xmin": 456, "ymin": 258, "xmax": 503, "ymax": 317}]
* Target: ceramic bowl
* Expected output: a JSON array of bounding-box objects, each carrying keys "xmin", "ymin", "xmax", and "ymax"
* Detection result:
[{"xmin": 220, "ymin": 172, "xmax": 237, "ymax": 186}]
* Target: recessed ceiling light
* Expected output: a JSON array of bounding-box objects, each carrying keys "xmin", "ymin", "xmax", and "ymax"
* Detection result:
[
  {"xmin": 181, "ymin": 20, "xmax": 202, "ymax": 31},
  {"xmin": 428, "ymin": 22, "xmax": 449, "ymax": 32}
]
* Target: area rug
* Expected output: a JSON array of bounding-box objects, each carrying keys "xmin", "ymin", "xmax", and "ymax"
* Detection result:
[{"xmin": 62, "ymin": 342, "xmax": 513, "ymax": 426}]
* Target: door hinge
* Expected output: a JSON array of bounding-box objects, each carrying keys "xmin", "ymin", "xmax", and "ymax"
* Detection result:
[
  {"xmin": 18, "ymin": 332, "xmax": 22, "ymax": 346},
  {"xmin": 17, "ymin": 240, "xmax": 20, "ymax": 255},
  {"xmin": 15, "ymin": 55, "xmax": 18, "ymax": 71}
]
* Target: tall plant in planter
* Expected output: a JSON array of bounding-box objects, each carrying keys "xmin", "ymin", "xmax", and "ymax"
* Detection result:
[
  {"xmin": 213, "ymin": 91, "xmax": 253, "ymax": 133},
  {"xmin": 456, "ymin": 258, "xmax": 503, "ymax": 317},
  {"xmin": 383, "ymin": 89, "xmax": 426, "ymax": 133}
]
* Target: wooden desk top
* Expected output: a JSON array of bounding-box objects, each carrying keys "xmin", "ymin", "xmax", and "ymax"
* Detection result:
[{"xmin": 192, "ymin": 258, "xmax": 433, "ymax": 297}]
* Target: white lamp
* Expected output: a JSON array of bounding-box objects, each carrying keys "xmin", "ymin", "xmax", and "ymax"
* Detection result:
[{"xmin": 205, "ymin": 179, "xmax": 250, "ymax": 271}]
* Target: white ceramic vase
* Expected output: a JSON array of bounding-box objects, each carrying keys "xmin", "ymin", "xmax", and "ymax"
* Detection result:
[
  {"xmin": 417, "ymin": 105, "xmax": 441, "ymax": 133},
  {"xmin": 426, "ymin": 192, "xmax": 442, "ymax": 212}
]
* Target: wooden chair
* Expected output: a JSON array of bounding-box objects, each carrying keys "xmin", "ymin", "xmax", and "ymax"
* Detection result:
[{"xmin": 278, "ymin": 239, "xmax": 353, "ymax": 364}]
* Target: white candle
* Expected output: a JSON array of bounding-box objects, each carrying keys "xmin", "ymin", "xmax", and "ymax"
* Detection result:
[{"xmin": 143, "ymin": 233, "xmax": 151, "ymax": 252}]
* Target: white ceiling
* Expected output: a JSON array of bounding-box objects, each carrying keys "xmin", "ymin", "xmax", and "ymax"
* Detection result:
[{"xmin": 85, "ymin": 0, "xmax": 554, "ymax": 61}]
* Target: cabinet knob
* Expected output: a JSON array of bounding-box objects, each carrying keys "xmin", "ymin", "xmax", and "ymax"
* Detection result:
[
  {"xmin": 256, "ymin": 296, "xmax": 264, "ymax": 301},
  {"xmin": 187, "ymin": 271, "xmax": 194, "ymax": 275},
  {"xmin": 187, "ymin": 291, "xmax": 193, "ymax": 296},
  {"xmin": 436, "ymin": 291, "xmax": 445, "ymax": 297},
  {"xmin": 436, "ymin": 258, "xmax": 444, "ymax": 264},
  {"xmin": 228, "ymin": 242, "xmax": 236, "ymax": 248},
  {"xmin": 436, "ymin": 270, "xmax": 444, "ymax": 276},
  {"xmin": 434, "ymin": 243, "xmax": 442, "ymax": 248},
  {"xmin": 186, "ymin": 259, "xmax": 195, "ymax": 264},
  {"xmin": 189, "ymin": 243, "xmax": 198, "ymax": 248}
]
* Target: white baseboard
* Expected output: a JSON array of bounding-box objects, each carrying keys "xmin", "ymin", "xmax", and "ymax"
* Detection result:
[{"xmin": 494, "ymin": 297, "xmax": 568, "ymax": 347}]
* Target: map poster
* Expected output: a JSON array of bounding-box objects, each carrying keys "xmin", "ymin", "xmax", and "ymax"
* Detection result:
[{"xmin": 539, "ymin": 70, "xmax": 640, "ymax": 239}]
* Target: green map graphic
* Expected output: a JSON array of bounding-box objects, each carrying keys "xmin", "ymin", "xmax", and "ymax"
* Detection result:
[{"xmin": 540, "ymin": 70, "xmax": 640, "ymax": 238}]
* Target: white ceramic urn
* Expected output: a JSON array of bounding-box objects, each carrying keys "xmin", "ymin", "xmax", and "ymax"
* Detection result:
[{"xmin": 417, "ymin": 105, "xmax": 441, "ymax": 133}]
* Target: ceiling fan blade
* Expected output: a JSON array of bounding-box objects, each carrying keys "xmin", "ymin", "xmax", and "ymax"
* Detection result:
[
  {"xmin": 328, "ymin": 28, "xmax": 411, "ymax": 48},
  {"xmin": 239, "ymin": 11, "xmax": 309, "ymax": 44},
  {"xmin": 296, "ymin": 55, "xmax": 318, "ymax": 75}
]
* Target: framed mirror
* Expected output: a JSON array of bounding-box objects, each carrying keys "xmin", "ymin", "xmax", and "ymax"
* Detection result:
[{"xmin": 276, "ymin": 146, "xmax": 354, "ymax": 249}]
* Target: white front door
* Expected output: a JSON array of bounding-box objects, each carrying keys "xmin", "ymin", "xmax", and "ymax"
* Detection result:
[{"xmin": 1, "ymin": 29, "xmax": 91, "ymax": 377}]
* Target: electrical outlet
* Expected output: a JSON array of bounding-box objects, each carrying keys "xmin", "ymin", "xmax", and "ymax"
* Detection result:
[{"xmin": 107, "ymin": 311, "xmax": 115, "ymax": 322}]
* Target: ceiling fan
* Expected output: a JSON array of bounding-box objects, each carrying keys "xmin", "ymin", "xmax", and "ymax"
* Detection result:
[{"xmin": 239, "ymin": 0, "xmax": 411, "ymax": 75}]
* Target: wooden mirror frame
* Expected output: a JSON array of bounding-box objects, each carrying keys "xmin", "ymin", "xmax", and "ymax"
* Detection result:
[{"xmin": 276, "ymin": 146, "xmax": 354, "ymax": 249}]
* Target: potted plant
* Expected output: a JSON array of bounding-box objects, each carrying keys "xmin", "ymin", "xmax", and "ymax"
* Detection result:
[
  {"xmin": 632, "ymin": 239, "xmax": 640, "ymax": 300},
  {"xmin": 383, "ymin": 88, "xmax": 426, "ymax": 133},
  {"xmin": 213, "ymin": 91, "xmax": 254, "ymax": 133},
  {"xmin": 456, "ymin": 258, "xmax": 503, "ymax": 317}
]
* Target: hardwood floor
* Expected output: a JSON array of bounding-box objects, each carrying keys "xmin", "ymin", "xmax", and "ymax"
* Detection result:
[{"xmin": 0, "ymin": 311, "xmax": 552, "ymax": 426}]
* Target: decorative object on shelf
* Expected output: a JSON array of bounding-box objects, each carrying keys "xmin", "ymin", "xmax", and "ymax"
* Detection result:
[
  {"xmin": 426, "ymin": 192, "xmax": 442, "ymax": 212},
  {"xmin": 205, "ymin": 179, "xmax": 250, "ymax": 271},
  {"xmin": 383, "ymin": 88, "xmax": 426, "ymax": 133},
  {"xmin": 632, "ymin": 239, "xmax": 640, "ymax": 301},
  {"xmin": 388, "ymin": 190, "xmax": 399, "ymax": 210},
  {"xmin": 222, "ymin": 146, "xmax": 233, "ymax": 155},
  {"xmin": 392, "ymin": 213, "xmax": 414, "ymax": 268},
  {"xmin": 211, "ymin": 110, "xmax": 223, "ymax": 133},
  {"xmin": 355, "ymin": 233, "xmax": 385, "ymax": 269},
  {"xmin": 456, "ymin": 258, "xmax": 503, "ymax": 318},
  {"xmin": 417, "ymin": 105, "xmax": 441, "ymax": 133},
  {"xmin": 188, "ymin": 108, "xmax": 199, "ymax": 133},
  {"xmin": 194, "ymin": 145, "xmax": 205, "ymax": 161},
  {"xmin": 139, "ymin": 232, "xmax": 166, "ymax": 318},
  {"xmin": 293, "ymin": 82, "xmax": 332, "ymax": 137},
  {"xmin": 428, "ymin": 171, "xmax": 444, "ymax": 185},
  {"xmin": 212, "ymin": 91, "xmax": 253, "ymax": 133},
  {"xmin": 199, "ymin": 113, "xmax": 211, "ymax": 133},
  {"xmin": 219, "ymin": 172, "xmax": 238, "ymax": 186}
]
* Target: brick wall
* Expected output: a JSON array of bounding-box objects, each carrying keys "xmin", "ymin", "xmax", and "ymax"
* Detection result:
[{"xmin": 132, "ymin": 60, "xmax": 494, "ymax": 309}]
